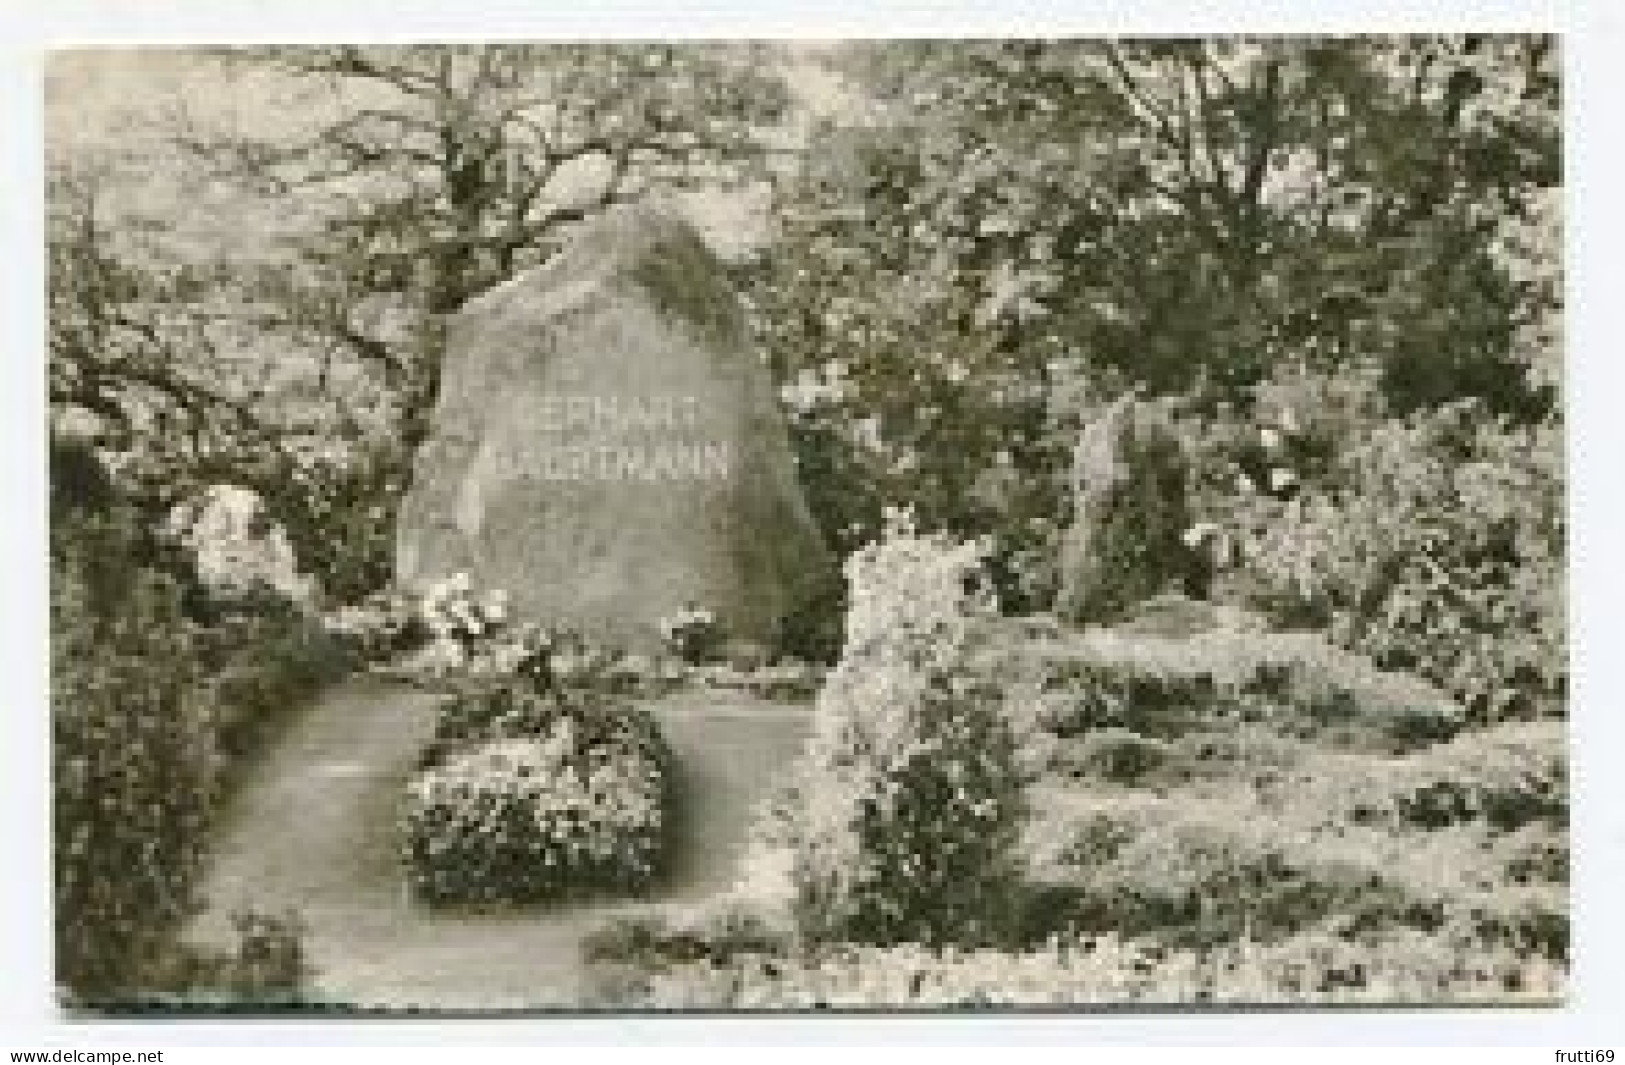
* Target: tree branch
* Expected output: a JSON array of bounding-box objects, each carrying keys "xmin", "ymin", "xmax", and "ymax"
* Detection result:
[{"xmin": 1240, "ymin": 58, "xmax": 1283, "ymax": 210}]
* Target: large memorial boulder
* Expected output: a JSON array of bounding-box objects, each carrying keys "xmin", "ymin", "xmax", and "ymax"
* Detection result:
[{"xmin": 396, "ymin": 202, "xmax": 836, "ymax": 654}]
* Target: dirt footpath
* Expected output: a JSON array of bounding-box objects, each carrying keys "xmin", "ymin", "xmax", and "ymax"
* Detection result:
[{"xmin": 186, "ymin": 677, "xmax": 812, "ymax": 1011}]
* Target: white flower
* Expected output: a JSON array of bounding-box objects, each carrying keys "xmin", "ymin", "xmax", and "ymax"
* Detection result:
[
  {"xmin": 481, "ymin": 588, "xmax": 510, "ymax": 624},
  {"xmin": 1181, "ymin": 522, "xmax": 1220, "ymax": 548}
]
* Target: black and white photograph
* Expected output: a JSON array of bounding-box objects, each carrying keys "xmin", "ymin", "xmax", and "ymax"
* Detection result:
[{"xmin": 41, "ymin": 33, "xmax": 1570, "ymax": 1015}]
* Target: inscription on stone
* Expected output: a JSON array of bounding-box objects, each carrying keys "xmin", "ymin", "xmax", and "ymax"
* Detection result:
[{"xmin": 524, "ymin": 392, "xmax": 732, "ymax": 481}]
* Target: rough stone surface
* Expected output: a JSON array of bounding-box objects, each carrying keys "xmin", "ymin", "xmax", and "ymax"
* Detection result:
[
  {"xmin": 1055, "ymin": 397, "xmax": 1192, "ymax": 624},
  {"xmin": 396, "ymin": 202, "xmax": 835, "ymax": 652},
  {"xmin": 167, "ymin": 483, "xmax": 316, "ymax": 608}
]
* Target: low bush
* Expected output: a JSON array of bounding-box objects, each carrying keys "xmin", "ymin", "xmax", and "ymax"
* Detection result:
[
  {"xmin": 1227, "ymin": 720, "xmax": 1569, "ymax": 835},
  {"xmin": 592, "ymin": 928, "xmax": 1562, "ymax": 1009},
  {"xmin": 1005, "ymin": 627, "xmax": 1463, "ymax": 752},
  {"xmin": 1020, "ymin": 773, "xmax": 1568, "ymax": 960},
  {"xmin": 1494, "ymin": 823, "xmax": 1569, "ymax": 886},
  {"xmin": 421, "ymin": 679, "xmax": 667, "ymax": 767},
  {"xmin": 75, "ymin": 908, "xmax": 315, "ymax": 1013},
  {"xmin": 1047, "ymin": 728, "xmax": 1170, "ymax": 785},
  {"xmin": 1191, "ymin": 365, "xmax": 1565, "ymax": 722},
  {"xmin": 201, "ymin": 611, "xmax": 354, "ymax": 763},
  {"xmin": 402, "ymin": 685, "xmax": 673, "ymax": 904},
  {"xmin": 1024, "ymin": 799, "xmax": 1424, "ymax": 949},
  {"xmin": 582, "ymin": 903, "xmax": 795, "ymax": 972},
  {"xmin": 319, "ymin": 586, "xmax": 429, "ymax": 664},
  {"xmin": 1367, "ymin": 721, "xmax": 1566, "ymax": 832}
]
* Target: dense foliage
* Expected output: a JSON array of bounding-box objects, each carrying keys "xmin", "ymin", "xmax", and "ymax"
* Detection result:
[
  {"xmin": 1005, "ymin": 626, "xmax": 1465, "ymax": 754},
  {"xmin": 748, "ymin": 37, "xmax": 1558, "ymax": 613},
  {"xmin": 777, "ymin": 517, "xmax": 1028, "ymax": 947},
  {"xmin": 50, "ymin": 486, "xmax": 345, "ymax": 1001},
  {"xmin": 1192, "ymin": 371, "xmax": 1565, "ymax": 720},
  {"xmin": 607, "ymin": 936, "xmax": 1560, "ymax": 1008},
  {"xmin": 52, "ymin": 521, "xmax": 214, "ymax": 997},
  {"xmin": 599, "ymin": 931, "xmax": 1560, "ymax": 1008},
  {"xmin": 402, "ymin": 684, "xmax": 673, "ymax": 904}
]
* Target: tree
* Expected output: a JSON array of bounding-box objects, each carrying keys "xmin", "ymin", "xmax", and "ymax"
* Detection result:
[
  {"xmin": 50, "ymin": 44, "xmax": 795, "ymax": 598},
  {"xmin": 179, "ymin": 44, "xmax": 792, "ymax": 452},
  {"xmin": 747, "ymin": 36, "xmax": 1558, "ymax": 608}
]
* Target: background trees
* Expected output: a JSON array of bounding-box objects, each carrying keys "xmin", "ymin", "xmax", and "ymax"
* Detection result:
[
  {"xmin": 747, "ymin": 35, "xmax": 1559, "ymax": 608},
  {"xmin": 51, "ymin": 44, "xmax": 790, "ymax": 597},
  {"xmin": 47, "ymin": 35, "xmax": 1561, "ymax": 627}
]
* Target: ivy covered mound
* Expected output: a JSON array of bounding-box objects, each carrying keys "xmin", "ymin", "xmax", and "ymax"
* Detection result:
[{"xmin": 403, "ymin": 683, "xmax": 674, "ymax": 905}]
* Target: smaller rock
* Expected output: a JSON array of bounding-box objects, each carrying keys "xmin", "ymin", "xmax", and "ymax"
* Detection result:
[{"xmin": 166, "ymin": 484, "xmax": 316, "ymax": 609}]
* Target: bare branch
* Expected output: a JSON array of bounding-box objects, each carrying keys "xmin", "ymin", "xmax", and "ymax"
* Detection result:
[{"xmin": 1240, "ymin": 58, "xmax": 1283, "ymax": 210}]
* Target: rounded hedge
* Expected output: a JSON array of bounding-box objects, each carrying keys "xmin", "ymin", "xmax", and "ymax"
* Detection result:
[{"xmin": 402, "ymin": 686, "xmax": 673, "ymax": 904}]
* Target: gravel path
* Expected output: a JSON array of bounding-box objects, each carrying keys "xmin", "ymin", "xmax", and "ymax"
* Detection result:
[{"xmin": 186, "ymin": 677, "xmax": 812, "ymax": 1011}]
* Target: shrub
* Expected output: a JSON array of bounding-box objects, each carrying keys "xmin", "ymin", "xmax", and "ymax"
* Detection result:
[
  {"xmin": 1153, "ymin": 720, "xmax": 1568, "ymax": 836},
  {"xmin": 658, "ymin": 603, "xmax": 725, "ymax": 665},
  {"xmin": 53, "ymin": 547, "xmax": 217, "ymax": 999},
  {"xmin": 1007, "ymin": 627, "xmax": 1463, "ymax": 753},
  {"xmin": 1021, "ymin": 728, "xmax": 1568, "ymax": 962},
  {"xmin": 1021, "ymin": 782, "xmax": 1559, "ymax": 955},
  {"xmin": 1194, "ymin": 363, "xmax": 1565, "ymax": 721},
  {"xmin": 582, "ymin": 903, "xmax": 795, "ymax": 971},
  {"xmin": 1385, "ymin": 721, "xmax": 1566, "ymax": 832},
  {"xmin": 323, "ymin": 576, "xmax": 684, "ymax": 702},
  {"xmin": 784, "ymin": 513, "xmax": 1029, "ymax": 947},
  {"xmin": 216, "ymin": 908, "xmax": 312, "ymax": 1002},
  {"xmin": 53, "ymin": 498, "xmax": 349, "ymax": 1003},
  {"xmin": 402, "ymin": 685, "xmax": 672, "ymax": 904},
  {"xmin": 321, "ymin": 573, "xmax": 511, "ymax": 674},
  {"xmin": 1057, "ymin": 398, "xmax": 1196, "ymax": 624},
  {"xmin": 1022, "ymin": 789, "xmax": 1427, "ymax": 949},
  {"xmin": 77, "ymin": 907, "xmax": 315, "ymax": 1012},
  {"xmin": 771, "ymin": 567, "xmax": 848, "ymax": 666}
]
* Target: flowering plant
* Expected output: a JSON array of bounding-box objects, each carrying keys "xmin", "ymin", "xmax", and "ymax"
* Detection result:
[
  {"xmin": 403, "ymin": 685, "xmax": 672, "ymax": 903},
  {"xmin": 165, "ymin": 484, "xmax": 318, "ymax": 609},
  {"xmin": 320, "ymin": 586, "xmax": 425, "ymax": 661},
  {"xmin": 658, "ymin": 602, "xmax": 724, "ymax": 665}
]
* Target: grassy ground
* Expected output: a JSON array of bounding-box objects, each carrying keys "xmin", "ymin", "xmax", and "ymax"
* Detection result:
[{"xmin": 185, "ymin": 677, "xmax": 812, "ymax": 1010}]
